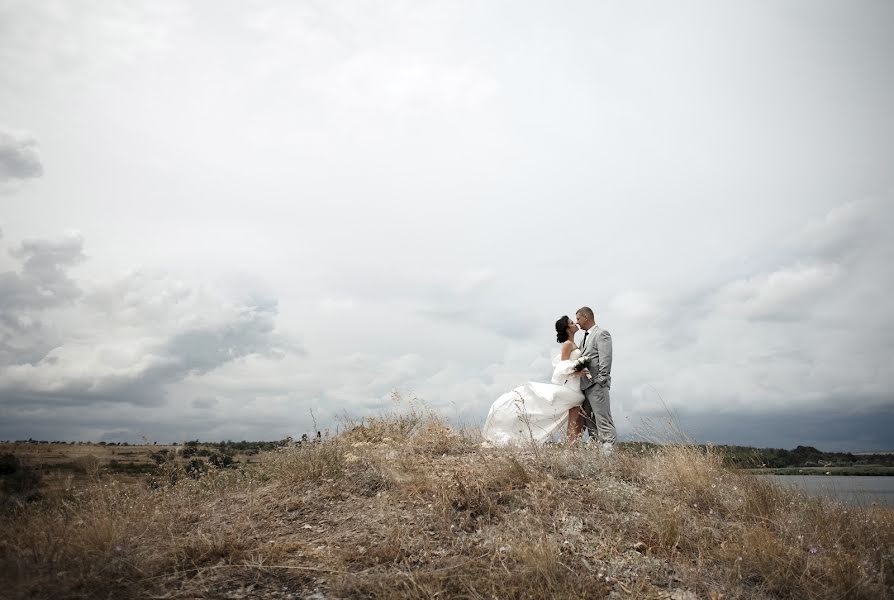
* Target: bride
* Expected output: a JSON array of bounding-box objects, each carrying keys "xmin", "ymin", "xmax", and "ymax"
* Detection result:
[{"xmin": 482, "ymin": 316, "xmax": 587, "ymax": 446}]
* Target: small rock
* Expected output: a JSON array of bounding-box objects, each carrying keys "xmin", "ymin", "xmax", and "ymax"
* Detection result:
[{"xmin": 663, "ymin": 590, "xmax": 698, "ymax": 600}]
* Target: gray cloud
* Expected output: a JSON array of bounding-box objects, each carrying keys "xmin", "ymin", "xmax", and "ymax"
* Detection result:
[
  {"xmin": 0, "ymin": 232, "xmax": 85, "ymax": 310},
  {"xmin": 0, "ymin": 233, "xmax": 303, "ymax": 418},
  {"xmin": 0, "ymin": 128, "xmax": 43, "ymax": 182},
  {"xmin": 0, "ymin": 314, "xmax": 56, "ymax": 369},
  {"xmin": 671, "ymin": 408, "xmax": 894, "ymax": 453},
  {"xmin": 148, "ymin": 306, "xmax": 279, "ymax": 378},
  {"xmin": 0, "ymin": 400, "xmax": 298, "ymax": 444},
  {"xmin": 191, "ymin": 396, "xmax": 219, "ymax": 410},
  {"xmin": 0, "ymin": 232, "xmax": 85, "ymax": 368},
  {"xmin": 98, "ymin": 430, "xmax": 135, "ymax": 443}
]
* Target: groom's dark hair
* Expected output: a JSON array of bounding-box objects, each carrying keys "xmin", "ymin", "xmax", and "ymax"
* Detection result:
[
  {"xmin": 555, "ymin": 316, "xmax": 571, "ymax": 343},
  {"xmin": 576, "ymin": 306, "xmax": 594, "ymax": 320}
]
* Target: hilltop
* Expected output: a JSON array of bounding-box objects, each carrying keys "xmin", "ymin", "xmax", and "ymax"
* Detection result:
[{"xmin": 1, "ymin": 410, "xmax": 892, "ymax": 599}]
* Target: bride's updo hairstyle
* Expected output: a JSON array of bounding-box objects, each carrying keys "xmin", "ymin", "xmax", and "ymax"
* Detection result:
[{"xmin": 555, "ymin": 315, "xmax": 570, "ymax": 343}]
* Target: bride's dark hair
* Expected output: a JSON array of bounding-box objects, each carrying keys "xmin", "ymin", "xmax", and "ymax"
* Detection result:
[{"xmin": 555, "ymin": 315, "xmax": 570, "ymax": 343}]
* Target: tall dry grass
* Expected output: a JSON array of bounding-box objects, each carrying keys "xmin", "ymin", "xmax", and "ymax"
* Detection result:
[{"xmin": 1, "ymin": 408, "xmax": 892, "ymax": 599}]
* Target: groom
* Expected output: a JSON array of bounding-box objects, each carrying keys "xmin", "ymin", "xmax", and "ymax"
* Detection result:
[{"xmin": 575, "ymin": 306, "xmax": 616, "ymax": 454}]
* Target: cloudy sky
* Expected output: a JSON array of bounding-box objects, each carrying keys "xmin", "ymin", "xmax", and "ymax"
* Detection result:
[{"xmin": 1, "ymin": 1, "xmax": 893, "ymax": 450}]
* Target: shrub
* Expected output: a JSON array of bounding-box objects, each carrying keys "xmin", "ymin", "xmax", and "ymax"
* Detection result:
[
  {"xmin": 207, "ymin": 453, "xmax": 234, "ymax": 468},
  {"xmin": 0, "ymin": 453, "xmax": 42, "ymax": 502},
  {"xmin": 184, "ymin": 458, "xmax": 208, "ymax": 479},
  {"xmin": 149, "ymin": 449, "xmax": 173, "ymax": 465}
]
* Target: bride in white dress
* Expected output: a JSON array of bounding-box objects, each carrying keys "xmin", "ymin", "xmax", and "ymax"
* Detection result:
[{"xmin": 482, "ymin": 316, "xmax": 588, "ymax": 446}]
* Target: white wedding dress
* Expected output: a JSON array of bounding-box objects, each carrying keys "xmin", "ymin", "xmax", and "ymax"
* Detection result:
[{"xmin": 481, "ymin": 348, "xmax": 586, "ymax": 446}]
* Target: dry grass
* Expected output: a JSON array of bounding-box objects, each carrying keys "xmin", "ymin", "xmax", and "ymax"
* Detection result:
[{"xmin": 1, "ymin": 411, "xmax": 892, "ymax": 599}]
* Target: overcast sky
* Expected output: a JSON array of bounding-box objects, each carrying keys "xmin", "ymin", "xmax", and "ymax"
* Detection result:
[{"xmin": 1, "ymin": 1, "xmax": 893, "ymax": 450}]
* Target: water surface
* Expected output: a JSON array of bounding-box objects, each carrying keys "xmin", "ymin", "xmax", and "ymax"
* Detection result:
[{"xmin": 760, "ymin": 475, "xmax": 894, "ymax": 506}]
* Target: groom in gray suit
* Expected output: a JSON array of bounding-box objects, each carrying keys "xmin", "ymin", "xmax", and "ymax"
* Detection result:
[{"xmin": 575, "ymin": 306, "xmax": 616, "ymax": 454}]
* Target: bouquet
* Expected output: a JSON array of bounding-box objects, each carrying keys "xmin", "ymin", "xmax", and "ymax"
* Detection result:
[
  {"xmin": 550, "ymin": 354, "xmax": 592, "ymax": 385},
  {"xmin": 572, "ymin": 355, "xmax": 591, "ymax": 373}
]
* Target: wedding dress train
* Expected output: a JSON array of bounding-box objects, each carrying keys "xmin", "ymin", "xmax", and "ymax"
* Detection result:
[{"xmin": 481, "ymin": 349, "xmax": 585, "ymax": 446}]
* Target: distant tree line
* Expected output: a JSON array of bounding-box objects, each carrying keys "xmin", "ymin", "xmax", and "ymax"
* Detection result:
[
  {"xmin": 712, "ymin": 445, "xmax": 894, "ymax": 468},
  {"xmin": 615, "ymin": 442, "xmax": 894, "ymax": 468}
]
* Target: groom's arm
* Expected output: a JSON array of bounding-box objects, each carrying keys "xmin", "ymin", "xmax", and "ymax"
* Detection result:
[{"xmin": 593, "ymin": 330, "xmax": 612, "ymax": 386}]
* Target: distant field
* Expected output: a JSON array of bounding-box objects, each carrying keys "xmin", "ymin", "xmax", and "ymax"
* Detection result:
[
  {"xmin": 1, "ymin": 442, "xmax": 172, "ymax": 493},
  {"xmin": 0, "ymin": 442, "xmax": 262, "ymax": 495},
  {"xmin": 0, "ymin": 442, "xmax": 178, "ymax": 464}
]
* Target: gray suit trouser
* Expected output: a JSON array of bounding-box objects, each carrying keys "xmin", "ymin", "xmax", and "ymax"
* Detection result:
[{"xmin": 582, "ymin": 384, "xmax": 616, "ymax": 444}]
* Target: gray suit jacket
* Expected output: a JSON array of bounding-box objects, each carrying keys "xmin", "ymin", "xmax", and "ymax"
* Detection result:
[{"xmin": 580, "ymin": 326, "xmax": 612, "ymax": 390}]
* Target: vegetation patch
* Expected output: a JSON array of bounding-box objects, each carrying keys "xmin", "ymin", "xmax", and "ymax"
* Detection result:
[{"xmin": 1, "ymin": 418, "xmax": 892, "ymax": 599}]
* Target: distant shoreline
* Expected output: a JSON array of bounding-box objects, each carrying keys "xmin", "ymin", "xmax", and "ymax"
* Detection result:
[{"xmin": 745, "ymin": 466, "xmax": 894, "ymax": 476}]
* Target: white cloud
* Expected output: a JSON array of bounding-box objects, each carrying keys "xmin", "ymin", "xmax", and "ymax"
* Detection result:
[
  {"xmin": 609, "ymin": 290, "xmax": 663, "ymax": 322},
  {"xmin": 616, "ymin": 198, "xmax": 894, "ymax": 423},
  {"xmin": 316, "ymin": 52, "xmax": 499, "ymax": 112},
  {"xmin": 714, "ymin": 263, "xmax": 841, "ymax": 321},
  {"xmin": 0, "ymin": 3, "xmax": 187, "ymax": 89},
  {"xmin": 319, "ymin": 297, "xmax": 355, "ymax": 312}
]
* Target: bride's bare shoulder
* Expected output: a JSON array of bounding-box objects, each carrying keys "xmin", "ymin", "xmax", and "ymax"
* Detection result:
[{"xmin": 560, "ymin": 340, "xmax": 575, "ymax": 360}]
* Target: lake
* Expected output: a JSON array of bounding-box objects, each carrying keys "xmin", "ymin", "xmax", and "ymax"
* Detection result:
[{"xmin": 760, "ymin": 475, "xmax": 894, "ymax": 506}]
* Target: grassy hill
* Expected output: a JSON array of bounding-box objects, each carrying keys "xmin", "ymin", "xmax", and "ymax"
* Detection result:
[{"xmin": 1, "ymin": 411, "xmax": 892, "ymax": 599}]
